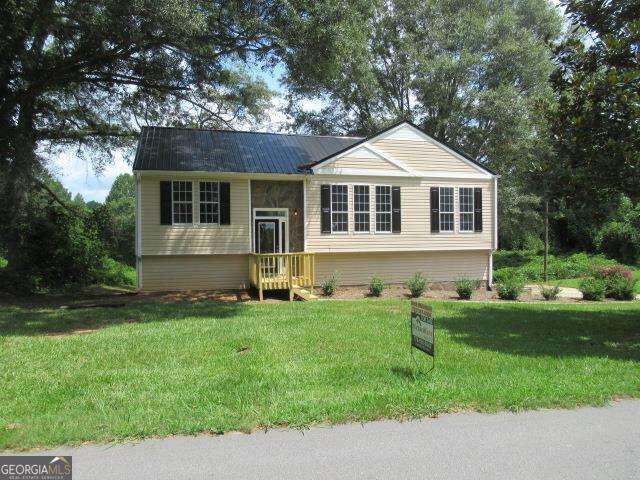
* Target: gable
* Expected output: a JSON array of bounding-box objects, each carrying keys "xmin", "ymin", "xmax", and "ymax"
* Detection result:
[
  {"xmin": 371, "ymin": 124, "xmax": 488, "ymax": 176},
  {"xmin": 316, "ymin": 145, "xmax": 409, "ymax": 175}
]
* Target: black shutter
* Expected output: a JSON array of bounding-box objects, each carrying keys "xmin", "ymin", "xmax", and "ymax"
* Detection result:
[
  {"xmin": 392, "ymin": 186, "xmax": 401, "ymax": 233},
  {"xmin": 321, "ymin": 185, "xmax": 331, "ymax": 233},
  {"xmin": 220, "ymin": 182, "xmax": 231, "ymax": 225},
  {"xmin": 160, "ymin": 181, "xmax": 172, "ymax": 225},
  {"xmin": 430, "ymin": 187, "xmax": 439, "ymax": 233},
  {"xmin": 474, "ymin": 187, "xmax": 483, "ymax": 232}
]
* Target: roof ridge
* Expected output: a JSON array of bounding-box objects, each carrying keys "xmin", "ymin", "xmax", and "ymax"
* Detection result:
[{"xmin": 140, "ymin": 125, "xmax": 364, "ymax": 140}]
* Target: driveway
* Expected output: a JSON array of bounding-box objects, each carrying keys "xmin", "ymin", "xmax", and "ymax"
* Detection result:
[{"xmin": 29, "ymin": 400, "xmax": 640, "ymax": 479}]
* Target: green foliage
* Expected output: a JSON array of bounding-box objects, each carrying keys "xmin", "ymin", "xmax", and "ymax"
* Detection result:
[
  {"xmin": 495, "ymin": 271, "xmax": 525, "ymax": 300},
  {"xmin": 368, "ymin": 276, "xmax": 386, "ymax": 297},
  {"xmin": 541, "ymin": 285, "xmax": 560, "ymax": 301},
  {"xmin": 96, "ymin": 174, "xmax": 136, "ymax": 265},
  {"xmin": 595, "ymin": 196, "xmax": 640, "ymax": 264},
  {"xmin": 1, "ymin": 201, "xmax": 106, "ymax": 294},
  {"xmin": 493, "ymin": 250, "xmax": 616, "ymax": 282},
  {"xmin": 98, "ymin": 258, "xmax": 136, "ymax": 289},
  {"xmin": 0, "ymin": 257, "xmax": 6, "ymax": 269},
  {"xmin": 580, "ymin": 278, "xmax": 606, "ymax": 301},
  {"xmin": 321, "ymin": 271, "xmax": 341, "ymax": 296},
  {"xmin": 405, "ymin": 272, "xmax": 427, "ymax": 298},
  {"xmin": 454, "ymin": 278, "xmax": 476, "ymax": 300},
  {"xmin": 593, "ymin": 265, "xmax": 636, "ymax": 301}
]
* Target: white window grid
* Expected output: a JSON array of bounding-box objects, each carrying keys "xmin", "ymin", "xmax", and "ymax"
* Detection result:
[
  {"xmin": 199, "ymin": 181, "xmax": 220, "ymax": 224},
  {"xmin": 172, "ymin": 181, "xmax": 193, "ymax": 224},
  {"xmin": 439, "ymin": 187, "xmax": 454, "ymax": 232},
  {"xmin": 331, "ymin": 184, "xmax": 348, "ymax": 232},
  {"xmin": 353, "ymin": 185, "xmax": 370, "ymax": 232},
  {"xmin": 375, "ymin": 185, "xmax": 392, "ymax": 232},
  {"xmin": 459, "ymin": 187, "xmax": 474, "ymax": 232}
]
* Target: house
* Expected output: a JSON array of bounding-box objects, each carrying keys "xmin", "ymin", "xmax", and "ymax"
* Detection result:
[{"xmin": 133, "ymin": 121, "xmax": 498, "ymax": 298}]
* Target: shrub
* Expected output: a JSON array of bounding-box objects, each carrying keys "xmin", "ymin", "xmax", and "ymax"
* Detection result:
[
  {"xmin": 593, "ymin": 265, "xmax": 636, "ymax": 300},
  {"xmin": 455, "ymin": 278, "xmax": 476, "ymax": 300},
  {"xmin": 541, "ymin": 285, "xmax": 560, "ymax": 301},
  {"xmin": 321, "ymin": 271, "xmax": 341, "ymax": 296},
  {"xmin": 368, "ymin": 276, "xmax": 386, "ymax": 297},
  {"xmin": 495, "ymin": 273, "xmax": 525, "ymax": 300},
  {"xmin": 405, "ymin": 272, "xmax": 427, "ymax": 298},
  {"xmin": 580, "ymin": 277, "xmax": 606, "ymax": 301},
  {"xmin": 595, "ymin": 196, "xmax": 640, "ymax": 264},
  {"xmin": 98, "ymin": 258, "xmax": 136, "ymax": 288}
]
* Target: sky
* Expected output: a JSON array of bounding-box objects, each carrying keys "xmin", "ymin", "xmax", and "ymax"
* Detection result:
[{"xmin": 47, "ymin": 63, "xmax": 291, "ymax": 203}]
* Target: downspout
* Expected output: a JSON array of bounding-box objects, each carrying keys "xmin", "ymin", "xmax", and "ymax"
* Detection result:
[
  {"xmin": 489, "ymin": 175, "xmax": 499, "ymax": 288},
  {"xmin": 135, "ymin": 172, "xmax": 142, "ymax": 291}
]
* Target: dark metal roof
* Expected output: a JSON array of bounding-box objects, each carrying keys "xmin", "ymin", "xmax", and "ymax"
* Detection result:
[{"xmin": 133, "ymin": 126, "xmax": 363, "ymax": 174}]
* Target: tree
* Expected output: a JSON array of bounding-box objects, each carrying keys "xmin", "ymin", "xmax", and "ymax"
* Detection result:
[
  {"xmin": 550, "ymin": 0, "xmax": 640, "ymax": 249},
  {"xmin": 283, "ymin": 0, "xmax": 562, "ymax": 172},
  {"xmin": 98, "ymin": 173, "xmax": 136, "ymax": 265},
  {"xmin": 0, "ymin": 1, "xmax": 284, "ymax": 271}
]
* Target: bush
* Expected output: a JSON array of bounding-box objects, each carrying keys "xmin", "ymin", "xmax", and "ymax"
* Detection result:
[
  {"xmin": 368, "ymin": 276, "xmax": 386, "ymax": 297},
  {"xmin": 495, "ymin": 273, "xmax": 525, "ymax": 300},
  {"xmin": 321, "ymin": 271, "xmax": 341, "ymax": 296},
  {"xmin": 580, "ymin": 277, "xmax": 606, "ymax": 301},
  {"xmin": 595, "ymin": 196, "xmax": 640, "ymax": 264},
  {"xmin": 405, "ymin": 272, "xmax": 427, "ymax": 298},
  {"xmin": 455, "ymin": 278, "xmax": 476, "ymax": 300},
  {"xmin": 98, "ymin": 258, "xmax": 136, "ymax": 288},
  {"xmin": 541, "ymin": 285, "xmax": 560, "ymax": 301},
  {"xmin": 593, "ymin": 265, "xmax": 636, "ymax": 300},
  {"xmin": 493, "ymin": 250, "xmax": 616, "ymax": 282}
]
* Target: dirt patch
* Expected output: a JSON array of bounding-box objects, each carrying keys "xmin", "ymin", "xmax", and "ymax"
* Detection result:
[
  {"xmin": 321, "ymin": 283, "xmax": 497, "ymax": 301},
  {"xmin": 46, "ymin": 328, "xmax": 97, "ymax": 338}
]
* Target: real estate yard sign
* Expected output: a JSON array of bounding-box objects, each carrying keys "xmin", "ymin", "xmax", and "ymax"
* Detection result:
[{"xmin": 410, "ymin": 301, "xmax": 434, "ymax": 357}]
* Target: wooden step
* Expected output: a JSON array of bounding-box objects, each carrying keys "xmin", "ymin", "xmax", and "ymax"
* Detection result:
[{"xmin": 292, "ymin": 287, "xmax": 318, "ymax": 301}]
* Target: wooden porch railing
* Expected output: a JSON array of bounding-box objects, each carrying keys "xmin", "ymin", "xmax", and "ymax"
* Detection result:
[{"xmin": 249, "ymin": 252, "xmax": 315, "ymax": 301}]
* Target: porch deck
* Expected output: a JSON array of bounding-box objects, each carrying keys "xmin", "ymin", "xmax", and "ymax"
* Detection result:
[{"xmin": 249, "ymin": 252, "xmax": 316, "ymax": 301}]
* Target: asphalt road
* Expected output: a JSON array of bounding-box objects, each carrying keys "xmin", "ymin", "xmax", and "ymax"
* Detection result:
[{"xmin": 32, "ymin": 400, "xmax": 640, "ymax": 479}]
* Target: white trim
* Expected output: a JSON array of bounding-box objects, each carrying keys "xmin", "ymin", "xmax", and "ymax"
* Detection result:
[
  {"xmin": 197, "ymin": 180, "xmax": 221, "ymax": 225},
  {"xmin": 438, "ymin": 186, "xmax": 456, "ymax": 233},
  {"xmin": 311, "ymin": 142, "xmax": 418, "ymax": 176},
  {"xmin": 375, "ymin": 122, "xmax": 496, "ymax": 177},
  {"xmin": 493, "ymin": 177, "xmax": 498, "ymax": 250},
  {"xmin": 313, "ymin": 167, "xmax": 417, "ymax": 177},
  {"xmin": 135, "ymin": 172, "xmax": 142, "ymax": 290},
  {"xmin": 253, "ymin": 208, "xmax": 290, "ymax": 254},
  {"xmin": 329, "ymin": 184, "xmax": 349, "ymax": 234},
  {"xmin": 171, "ymin": 180, "xmax": 194, "ymax": 225},
  {"xmin": 247, "ymin": 179, "xmax": 252, "ymax": 253},
  {"xmin": 303, "ymin": 179, "xmax": 307, "ymax": 251},
  {"xmin": 352, "ymin": 184, "xmax": 371, "ymax": 233},
  {"xmin": 488, "ymin": 252, "xmax": 494, "ymax": 287},
  {"xmin": 374, "ymin": 185, "xmax": 393, "ymax": 233},
  {"xmin": 458, "ymin": 187, "xmax": 475, "ymax": 233}
]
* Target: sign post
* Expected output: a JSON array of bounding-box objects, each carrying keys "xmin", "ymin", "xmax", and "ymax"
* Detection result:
[{"xmin": 410, "ymin": 300, "xmax": 435, "ymax": 373}]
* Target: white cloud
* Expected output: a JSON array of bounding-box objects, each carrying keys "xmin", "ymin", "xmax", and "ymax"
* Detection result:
[{"xmin": 46, "ymin": 149, "xmax": 132, "ymax": 202}]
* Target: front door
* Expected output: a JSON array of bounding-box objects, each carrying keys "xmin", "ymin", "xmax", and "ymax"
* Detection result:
[{"xmin": 254, "ymin": 219, "xmax": 280, "ymax": 254}]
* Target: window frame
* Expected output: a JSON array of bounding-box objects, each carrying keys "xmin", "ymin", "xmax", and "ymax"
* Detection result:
[
  {"xmin": 353, "ymin": 184, "xmax": 371, "ymax": 233},
  {"xmin": 375, "ymin": 185, "xmax": 392, "ymax": 233},
  {"xmin": 458, "ymin": 187, "xmax": 474, "ymax": 233},
  {"xmin": 330, "ymin": 184, "xmax": 349, "ymax": 234},
  {"xmin": 171, "ymin": 180, "xmax": 193, "ymax": 225},
  {"xmin": 198, "ymin": 180, "xmax": 220, "ymax": 225},
  {"xmin": 438, "ymin": 186, "xmax": 455, "ymax": 233}
]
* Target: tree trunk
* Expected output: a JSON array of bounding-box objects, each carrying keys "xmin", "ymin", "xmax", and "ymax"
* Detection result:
[{"xmin": 544, "ymin": 199, "xmax": 549, "ymax": 283}]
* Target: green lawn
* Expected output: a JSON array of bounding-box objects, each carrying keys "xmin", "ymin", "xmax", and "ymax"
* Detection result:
[{"xmin": 1, "ymin": 299, "xmax": 639, "ymax": 450}]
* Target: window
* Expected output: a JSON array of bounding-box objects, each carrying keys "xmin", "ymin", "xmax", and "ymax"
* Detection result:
[
  {"xmin": 331, "ymin": 185, "xmax": 348, "ymax": 232},
  {"xmin": 439, "ymin": 187, "xmax": 454, "ymax": 232},
  {"xmin": 376, "ymin": 185, "xmax": 392, "ymax": 232},
  {"xmin": 354, "ymin": 185, "xmax": 370, "ymax": 232},
  {"xmin": 199, "ymin": 181, "xmax": 219, "ymax": 224},
  {"xmin": 172, "ymin": 181, "xmax": 192, "ymax": 224},
  {"xmin": 459, "ymin": 187, "xmax": 474, "ymax": 232}
]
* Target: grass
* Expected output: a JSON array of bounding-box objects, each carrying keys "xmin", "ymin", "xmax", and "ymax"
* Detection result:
[{"xmin": 1, "ymin": 298, "xmax": 639, "ymax": 451}]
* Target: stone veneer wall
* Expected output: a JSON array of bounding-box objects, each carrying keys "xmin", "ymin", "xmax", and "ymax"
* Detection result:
[{"xmin": 250, "ymin": 180, "xmax": 304, "ymax": 252}]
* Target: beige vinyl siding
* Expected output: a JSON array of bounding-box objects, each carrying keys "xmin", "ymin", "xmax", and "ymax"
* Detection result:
[
  {"xmin": 315, "ymin": 251, "xmax": 490, "ymax": 285},
  {"xmin": 330, "ymin": 154, "xmax": 405, "ymax": 172},
  {"xmin": 372, "ymin": 138, "xmax": 481, "ymax": 174},
  {"xmin": 139, "ymin": 174, "xmax": 249, "ymax": 255},
  {"xmin": 140, "ymin": 255, "xmax": 249, "ymax": 291},
  {"xmin": 305, "ymin": 175, "xmax": 494, "ymax": 252}
]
